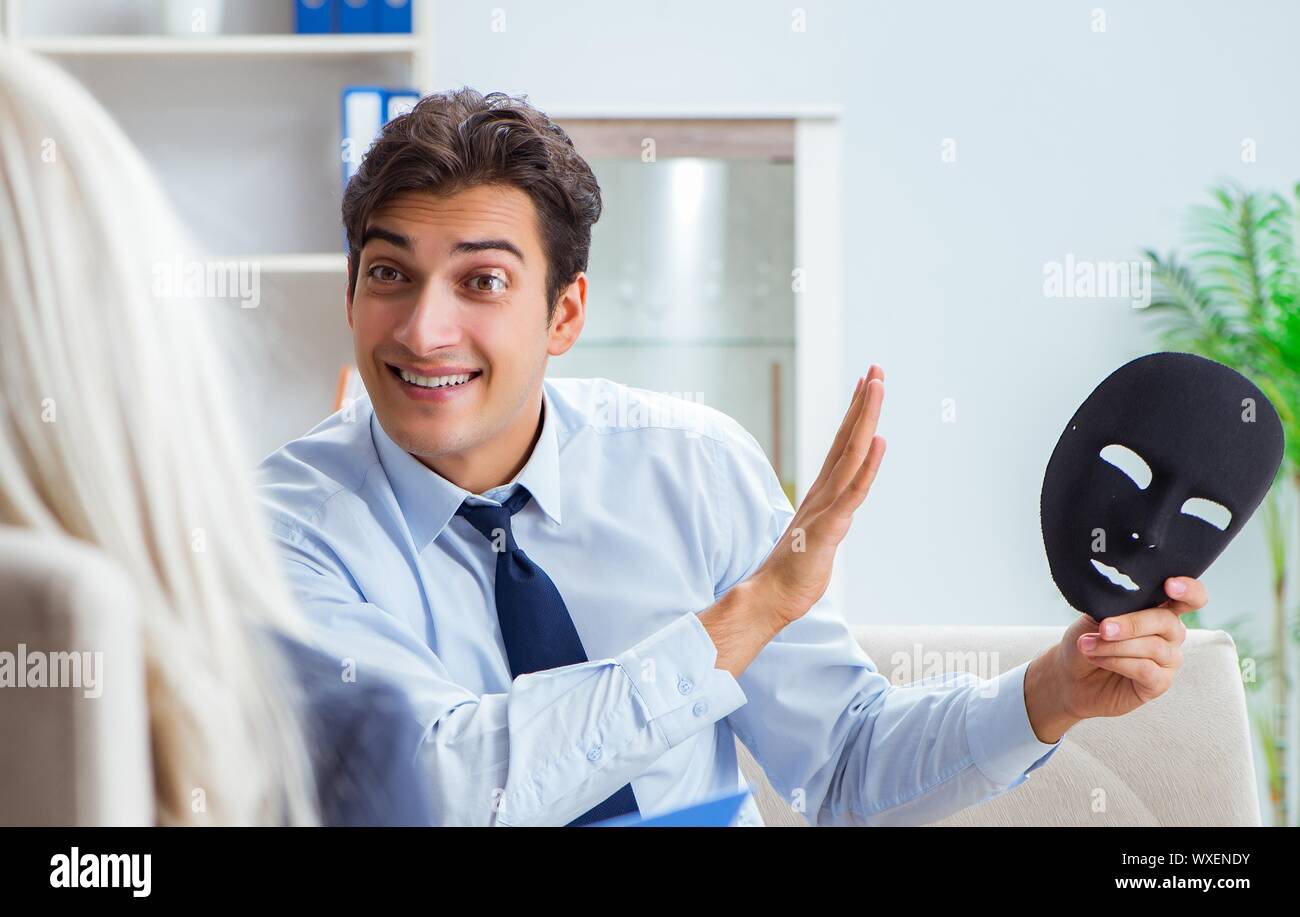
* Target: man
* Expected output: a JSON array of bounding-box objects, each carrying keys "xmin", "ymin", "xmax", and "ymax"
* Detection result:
[{"xmin": 256, "ymin": 88, "xmax": 1203, "ymax": 826}]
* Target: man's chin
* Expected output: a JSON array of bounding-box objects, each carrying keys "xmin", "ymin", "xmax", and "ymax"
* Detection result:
[
  {"xmin": 366, "ymin": 387, "xmax": 461, "ymax": 442},
  {"xmin": 384, "ymin": 414, "xmax": 475, "ymax": 457}
]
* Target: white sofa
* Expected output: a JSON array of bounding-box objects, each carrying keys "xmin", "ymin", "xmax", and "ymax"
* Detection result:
[
  {"xmin": 739, "ymin": 625, "xmax": 1261, "ymax": 826},
  {"xmin": 0, "ymin": 526, "xmax": 153, "ymax": 826},
  {"xmin": 0, "ymin": 526, "xmax": 1260, "ymax": 826}
]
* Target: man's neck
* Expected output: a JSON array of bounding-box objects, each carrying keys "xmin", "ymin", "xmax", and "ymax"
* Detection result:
[{"xmin": 419, "ymin": 389, "xmax": 545, "ymax": 496}]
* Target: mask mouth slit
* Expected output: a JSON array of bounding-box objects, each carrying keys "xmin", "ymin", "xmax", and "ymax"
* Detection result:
[{"xmin": 1090, "ymin": 558, "xmax": 1139, "ymax": 591}]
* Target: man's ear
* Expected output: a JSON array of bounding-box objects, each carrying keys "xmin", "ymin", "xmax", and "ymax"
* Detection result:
[{"xmin": 547, "ymin": 272, "xmax": 587, "ymax": 357}]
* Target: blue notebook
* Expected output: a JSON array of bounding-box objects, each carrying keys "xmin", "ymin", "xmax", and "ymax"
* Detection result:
[
  {"xmin": 297, "ymin": 0, "xmax": 412, "ymax": 34},
  {"xmin": 377, "ymin": 0, "xmax": 413, "ymax": 33},
  {"xmin": 587, "ymin": 789, "xmax": 750, "ymax": 827},
  {"xmin": 338, "ymin": 0, "xmax": 375, "ymax": 33},
  {"xmin": 295, "ymin": 0, "xmax": 335, "ymax": 34},
  {"xmin": 341, "ymin": 86, "xmax": 419, "ymax": 187}
]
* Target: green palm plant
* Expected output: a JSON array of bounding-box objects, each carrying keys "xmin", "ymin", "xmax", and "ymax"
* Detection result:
[{"xmin": 1140, "ymin": 182, "xmax": 1300, "ymax": 827}]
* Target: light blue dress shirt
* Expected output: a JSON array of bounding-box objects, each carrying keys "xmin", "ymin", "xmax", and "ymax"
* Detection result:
[{"xmin": 255, "ymin": 376, "xmax": 1060, "ymax": 826}]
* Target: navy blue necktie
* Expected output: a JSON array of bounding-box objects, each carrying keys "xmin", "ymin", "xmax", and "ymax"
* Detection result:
[{"xmin": 456, "ymin": 487, "xmax": 640, "ymax": 826}]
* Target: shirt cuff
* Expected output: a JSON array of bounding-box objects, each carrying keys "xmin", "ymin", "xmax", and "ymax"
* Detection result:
[
  {"xmin": 617, "ymin": 612, "xmax": 748, "ymax": 747},
  {"xmin": 965, "ymin": 660, "xmax": 1061, "ymax": 786}
]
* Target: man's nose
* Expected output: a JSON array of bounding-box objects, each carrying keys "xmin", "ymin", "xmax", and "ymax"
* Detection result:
[{"xmin": 393, "ymin": 283, "xmax": 463, "ymax": 354}]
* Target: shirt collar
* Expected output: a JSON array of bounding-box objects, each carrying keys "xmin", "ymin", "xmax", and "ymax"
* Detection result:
[{"xmin": 371, "ymin": 386, "xmax": 563, "ymax": 552}]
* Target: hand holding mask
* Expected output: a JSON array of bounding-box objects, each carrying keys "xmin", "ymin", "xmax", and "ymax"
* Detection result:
[{"xmin": 1040, "ymin": 352, "xmax": 1284, "ymax": 620}]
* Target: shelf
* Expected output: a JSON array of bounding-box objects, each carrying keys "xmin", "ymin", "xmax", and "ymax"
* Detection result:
[
  {"xmin": 19, "ymin": 34, "xmax": 420, "ymax": 58},
  {"xmin": 223, "ymin": 253, "xmax": 348, "ymax": 275}
]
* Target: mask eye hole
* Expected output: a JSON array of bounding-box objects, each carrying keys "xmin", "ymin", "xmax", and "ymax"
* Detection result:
[
  {"xmin": 1181, "ymin": 497, "xmax": 1232, "ymax": 531},
  {"xmin": 1099, "ymin": 444, "xmax": 1152, "ymax": 490}
]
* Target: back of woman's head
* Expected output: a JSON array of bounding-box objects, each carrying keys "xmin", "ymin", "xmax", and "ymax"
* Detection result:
[{"xmin": 0, "ymin": 46, "xmax": 317, "ymax": 825}]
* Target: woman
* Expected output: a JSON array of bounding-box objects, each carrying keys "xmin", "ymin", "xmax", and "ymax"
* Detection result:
[{"xmin": 0, "ymin": 46, "xmax": 430, "ymax": 826}]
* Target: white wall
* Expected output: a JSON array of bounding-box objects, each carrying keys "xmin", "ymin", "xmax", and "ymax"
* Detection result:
[
  {"xmin": 426, "ymin": 0, "xmax": 1298, "ymax": 641},
  {"xmin": 22, "ymin": 0, "xmax": 1296, "ymax": 637},
  {"xmin": 833, "ymin": 0, "xmax": 1297, "ymax": 634}
]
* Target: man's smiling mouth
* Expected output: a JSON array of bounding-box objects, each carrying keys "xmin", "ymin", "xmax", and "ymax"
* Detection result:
[
  {"xmin": 1090, "ymin": 558, "xmax": 1139, "ymax": 591},
  {"xmin": 387, "ymin": 363, "xmax": 483, "ymax": 389}
]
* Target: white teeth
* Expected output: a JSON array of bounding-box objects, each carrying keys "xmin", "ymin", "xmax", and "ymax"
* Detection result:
[{"xmin": 399, "ymin": 369, "xmax": 475, "ymax": 389}]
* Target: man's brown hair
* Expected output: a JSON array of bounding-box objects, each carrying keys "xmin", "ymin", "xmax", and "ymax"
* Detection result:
[{"xmin": 342, "ymin": 87, "xmax": 602, "ymax": 320}]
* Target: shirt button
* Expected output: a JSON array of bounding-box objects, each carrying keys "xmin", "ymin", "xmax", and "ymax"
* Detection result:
[
  {"xmin": 692, "ymin": 701, "xmax": 708, "ymax": 717},
  {"xmin": 586, "ymin": 745, "xmax": 603, "ymax": 762},
  {"xmin": 677, "ymin": 677, "xmax": 693, "ymax": 695}
]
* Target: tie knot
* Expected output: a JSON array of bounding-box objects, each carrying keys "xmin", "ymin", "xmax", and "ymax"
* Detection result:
[{"xmin": 456, "ymin": 487, "xmax": 533, "ymax": 542}]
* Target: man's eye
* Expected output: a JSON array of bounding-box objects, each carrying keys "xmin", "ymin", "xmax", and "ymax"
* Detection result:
[
  {"xmin": 467, "ymin": 273, "xmax": 506, "ymax": 293},
  {"xmin": 367, "ymin": 265, "xmax": 407, "ymax": 283}
]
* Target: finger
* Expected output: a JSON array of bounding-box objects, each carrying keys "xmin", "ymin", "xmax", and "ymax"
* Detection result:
[
  {"xmin": 832, "ymin": 379, "xmax": 884, "ymax": 491},
  {"xmin": 804, "ymin": 378, "xmax": 864, "ymax": 506},
  {"xmin": 1098, "ymin": 607, "xmax": 1184, "ymax": 643},
  {"xmin": 809, "ymin": 372, "xmax": 872, "ymax": 497},
  {"xmin": 1081, "ymin": 654, "xmax": 1170, "ymax": 695},
  {"xmin": 1078, "ymin": 633, "xmax": 1182, "ymax": 668},
  {"xmin": 836, "ymin": 435, "xmax": 887, "ymax": 514},
  {"xmin": 825, "ymin": 378, "xmax": 884, "ymax": 496},
  {"xmin": 825, "ymin": 366, "xmax": 882, "ymax": 461},
  {"xmin": 1158, "ymin": 576, "xmax": 1207, "ymax": 615}
]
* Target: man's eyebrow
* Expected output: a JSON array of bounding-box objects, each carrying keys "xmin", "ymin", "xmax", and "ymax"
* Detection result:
[
  {"xmin": 359, "ymin": 228, "xmax": 525, "ymax": 263},
  {"xmin": 360, "ymin": 226, "xmax": 412, "ymax": 250},
  {"xmin": 452, "ymin": 239, "xmax": 525, "ymax": 263}
]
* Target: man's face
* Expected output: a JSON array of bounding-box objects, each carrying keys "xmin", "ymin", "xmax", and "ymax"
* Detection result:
[{"xmin": 347, "ymin": 183, "xmax": 582, "ymax": 465}]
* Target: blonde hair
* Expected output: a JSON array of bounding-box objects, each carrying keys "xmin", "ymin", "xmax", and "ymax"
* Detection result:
[{"xmin": 0, "ymin": 46, "xmax": 318, "ymax": 825}]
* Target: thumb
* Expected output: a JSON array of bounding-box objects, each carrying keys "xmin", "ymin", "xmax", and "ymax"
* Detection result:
[{"xmin": 1063, "ymin": 614, "xmax": 1102, "ymax": 674}]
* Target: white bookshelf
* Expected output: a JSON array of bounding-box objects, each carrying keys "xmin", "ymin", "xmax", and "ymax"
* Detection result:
[
  {"xmin": 22, "ymin": 33, "xmax": 422, "ymax": 57},
  {"xmin": 1, "ymin": 0, "xmax": 433, "ymax": 276},
  {"xmin": 2, "ymin": 0, "xmax": 845, "ymax": 532},
  {"xmin": 0, "ymin": 0, "xmax": 434, "ymax": 457},
  {"xmin": 230, "ymin": 253, "xmax": 349, "ymax": 275}
]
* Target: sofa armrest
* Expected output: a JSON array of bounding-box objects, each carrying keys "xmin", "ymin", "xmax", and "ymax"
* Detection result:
[
  {"xmin": 0, "ymin": 526, "xmax": 153, "ymax": 826},
  {"xmin": 737, "ymin": 624, "xmax": 1259, "ymax": 826}
]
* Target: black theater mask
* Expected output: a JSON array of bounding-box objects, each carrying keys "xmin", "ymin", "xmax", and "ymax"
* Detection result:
[{"xmin": 1041, "ymin": 352, "xmax": 1284, "ymax": 620}]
